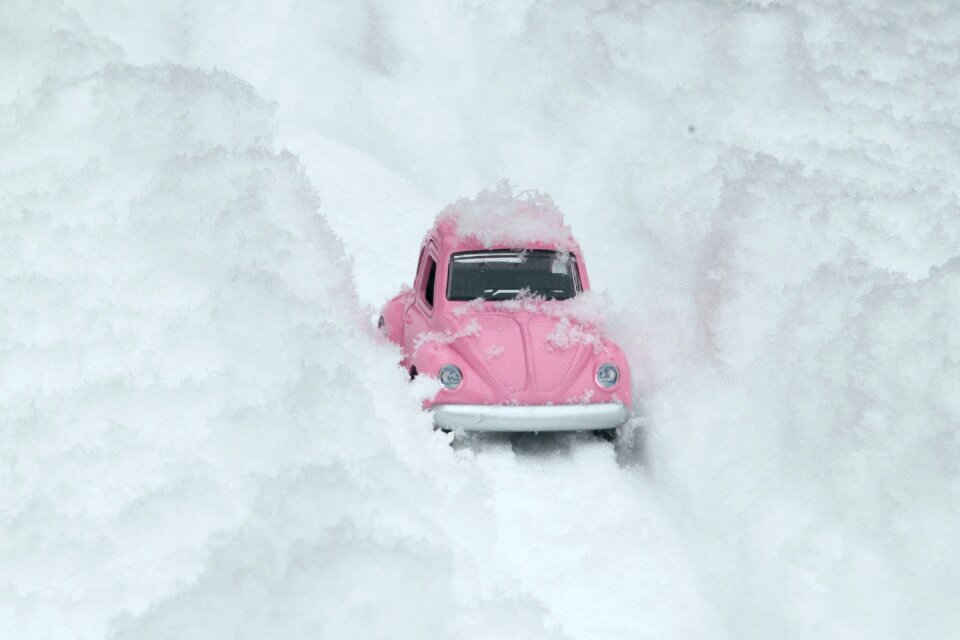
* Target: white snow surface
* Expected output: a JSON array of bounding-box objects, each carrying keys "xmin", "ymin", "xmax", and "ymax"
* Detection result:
[
  {"xmin": 3, "ymin": 1, "xmax": 960, "ymax": 639},
  {"xmin": 437, "ymin": 182, "xmax": 578, "ymax": 251}
]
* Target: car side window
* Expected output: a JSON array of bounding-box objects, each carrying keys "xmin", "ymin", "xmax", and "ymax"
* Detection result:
[
  {"xmin": 415, "ymin": 247, "xmax": 425, "ymax": 285},
  {"xmin": 423, "ymin": 257, "xmax": 437, "ymax": 308}
]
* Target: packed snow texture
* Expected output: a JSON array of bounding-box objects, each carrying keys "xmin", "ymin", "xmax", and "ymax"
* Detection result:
[{"xmin": 3, "ymin": 1, "xmax": 959, "ymax": 639}]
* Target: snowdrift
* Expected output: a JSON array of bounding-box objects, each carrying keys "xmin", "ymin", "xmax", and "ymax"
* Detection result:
[{"xmin": 4, "ymin": 1, "xmax": 960, "ymax": 639}]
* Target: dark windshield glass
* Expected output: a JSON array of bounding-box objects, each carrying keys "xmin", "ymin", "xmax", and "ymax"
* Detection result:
[{"xmin": 446, "ymin": 250, "xmax": 580, "ymax": 301}]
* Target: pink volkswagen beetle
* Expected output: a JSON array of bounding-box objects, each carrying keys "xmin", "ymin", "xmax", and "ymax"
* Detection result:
[{"xmin": 379, "ymin": 187, "xmax": 632, "ymax": 435}]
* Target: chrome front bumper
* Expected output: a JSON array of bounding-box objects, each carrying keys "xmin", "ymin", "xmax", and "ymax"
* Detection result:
[{"xmin": 432, "ymin": 403, "xmax": 630, "ymax": 432}]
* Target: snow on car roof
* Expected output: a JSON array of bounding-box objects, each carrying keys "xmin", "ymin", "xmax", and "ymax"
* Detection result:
[{"xmin": 433, "ymin": 181, "xmax": 579, "ymax": 252}]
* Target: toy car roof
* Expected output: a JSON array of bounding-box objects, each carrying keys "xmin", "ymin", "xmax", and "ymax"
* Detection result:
[{"xmin": 429, "ymin": 183, "xmax": 581, "ymax": 254}]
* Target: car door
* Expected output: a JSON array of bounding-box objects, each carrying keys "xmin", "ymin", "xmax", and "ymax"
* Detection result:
[{"xmin": 403, "ymin": 242, "xmax": 438, "ymax": 362}]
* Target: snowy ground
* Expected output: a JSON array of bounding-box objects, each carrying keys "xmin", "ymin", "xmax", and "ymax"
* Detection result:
[{"xmin": 3, "ymin": 1, "xmax": 959, "ymax": 638}]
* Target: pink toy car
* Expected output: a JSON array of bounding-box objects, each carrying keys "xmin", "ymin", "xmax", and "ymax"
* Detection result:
[{"xmin": 379, "ymin": 187, "xmax": 632, "ymax": 434}]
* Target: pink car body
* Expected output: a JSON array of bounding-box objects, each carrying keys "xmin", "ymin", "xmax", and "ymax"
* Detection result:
[{"xmin": 380, "ymin": 216, "xmax": 632, "ymax": 432}]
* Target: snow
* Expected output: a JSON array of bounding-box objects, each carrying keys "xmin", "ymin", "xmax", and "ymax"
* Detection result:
[
  {"xmin": 436, "ymin": 182, "xmax": 578, "ymax": 251},
  {"xmin": 413, "ymin": 319, "xmax": 481, "ymax": 355},
  {"xmin": 3, "ymin": 1, "xmax": 960, "ymax": 639},
  {"xmin": 457, "ymin": 290, "xmax": 611, "ymax": 330},
  {"xmin": 545, "ymin": 317, "xmax": 603, "ymax": 355},
  {"xmin": 483, "ymin": 345, "xmax": 505, "ymax": 360}
]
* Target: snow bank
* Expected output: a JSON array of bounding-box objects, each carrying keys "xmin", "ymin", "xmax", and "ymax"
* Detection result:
[
  {"xmin": 0, "ymin": 36, "xmax": 465, "ymax": 634},
  {"xmin": 638, "ymin": 154, "xmax": 960, "ymax": 638}
]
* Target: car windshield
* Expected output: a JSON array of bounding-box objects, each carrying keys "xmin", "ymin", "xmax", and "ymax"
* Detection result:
[{"xmin": 447, "ymin": 250, "xmax": 580, "ymax": 301}]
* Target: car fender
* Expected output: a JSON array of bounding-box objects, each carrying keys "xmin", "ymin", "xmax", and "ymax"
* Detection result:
[
  {"xmin": 595, "ymin": 338, "xmax": 632, "ymax": 408},
  {"xmin": 379, "ymin": 289, "xmax": 412, "ymax": 349},
  {"xmin": 411, "ymin": 339, "xmax": 499, "ymax": 408}
]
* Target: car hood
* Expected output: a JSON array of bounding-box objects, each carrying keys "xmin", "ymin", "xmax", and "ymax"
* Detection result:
[{"xmin": 433, "ymin": 310, "xmax": 619, "ymax": 405}]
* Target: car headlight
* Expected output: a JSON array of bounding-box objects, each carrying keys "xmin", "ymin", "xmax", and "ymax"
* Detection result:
[
  {"xmin": 596, "ymin": 363, "xmax": 620, "ymax": 388},
  {"xmin": 439, "ymin": 364, "xmax": 463, "ymax": 389}
]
